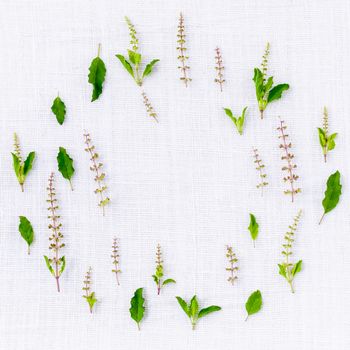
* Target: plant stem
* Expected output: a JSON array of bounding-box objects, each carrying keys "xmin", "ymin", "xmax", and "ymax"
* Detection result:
[
  {"xmin": 20, "ymin": 183, "xmax": 24, "ymax": 192},
  {"xmin": 260, "ymin": 110, "xmax": 264, "ymax": 119},
  {"xmin": 289, "ymin": 281, "xmax": 295, "ymax": 293},
  {"xmin": 69, "ymin": 179, "xmax": 74, "ymax": 191},
  {"xmin": 97, "ymin": 43, "xmax": 101, "ymax": 57},
  {"xmin": 27, "ymin": 245, "xmax": 30, "ymax": 255},
  {"xmin": 319, "ymin": 213, "xmax": 325, "ymax": 225},
  {"xmin": 245, "ymin": 315, "xmax": 249, "ymax": 321},
  {"xmin": 137, "ymin": 322, "xmax": 140, "ymax": 331},
  {"xmin": 56, "ymin": 276, "xmax": 60, "ymax": 293}
]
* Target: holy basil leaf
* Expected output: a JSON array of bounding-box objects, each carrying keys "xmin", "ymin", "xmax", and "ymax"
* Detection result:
[
  {"xmin": 176, "ymin": 296, "xmax": 190, "ymax": 317},
  {"xmin": 253, "ymin": 68, "xmax": 264, "ymax": 99},
  {"xmin": 59, "ymin": 256, "xmax": 66, "ymax": 275},
  {"xmin": 319, "ymin": 170, "xmax": 342, "ymax": 224},
  {"xmin": 116, "ymin": 54, "xmax": 134, "ymax": 78},
  {"xmin": 19, "ymin": 216, "xmax": 34, "ymax": 254},
  {"xmin": 11, "ymin": 153, "xmax": 21, "ymax": 179},
  {"xmin": 198, "ymin": 305, "xmax": 221, "ymax": 319},
  {"xmin": 292, "ymin": 260, "xmax": 302, "ymax": 276},
  {"xmin": 128, "ymin": 50, "xmax": 141, "ymax": 65},
  {"xmin": 51, "ymin": 96, "xmax": 66, "ymax": 125},
  {"xmin": 57, "ymin": 147, "xmax": 75, "ymax": 190},
  {"xmin": 248, "ymin": 213, "xmax": 259, "ymax": 244},
  {"xmin": 23, "ymin": 152, "xmax": 35, "ymax": 176},
  {"xmin": 190, "ymin": 295, "xmax": 199, "ymax": 319},
  {"xmin": 43, "ymin": 255, "xmax": 55, "ymax": 276},
  {"xmin": 142, "ymin": 59, "xmax": 160, "ymax": 78},
  {"xmin": 88, "ymin": 55, "xmax": 106, "ymax": 102},
  {"xmin": 129, "ymin": 288, "xmax": 145, "ymax": 330},
  {"xmin": 267, "ymin": 83, "xmax": 289, "ymax": 103},
  {"xmin": 317, "ymin": 128, "xmax": 327, "ymax": 147},
  {"xmin": 162, "ymin": 278, "xmax": 176, "ymax": 286},
  {"xmin": 245, "ymin": 290, "xmax": 263, "ymax": 320},
  {"xmin": 278, "ymin": 264, "xmax": 287, "ymax": 279}
]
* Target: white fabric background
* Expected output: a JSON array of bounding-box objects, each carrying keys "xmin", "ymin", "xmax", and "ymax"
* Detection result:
[{"xmin": 0, "ymin": 0, "xmax": 349, "ymax": 349}]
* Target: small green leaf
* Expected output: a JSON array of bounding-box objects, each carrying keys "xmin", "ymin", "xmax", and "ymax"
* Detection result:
[
  {"xmin": 253, "ymin": 68, "xmax": 264, "ymax": 99},
  {"xmin": 278, "ymin": 264, "xmax": 287, "ymax": 279},
  {"xmin": 292, "ymin": 260, "xmax": 302, "ymax": 276},
  {"xmin": 142, "ymin": 59, "xmax": 160, "ymax": 78},
  {"xmin": 328, "ymin": 133, "xmax": 337, "ymax": 151},
  {"xmin": 129, "ymin": 288, "xmax": 145, "ymax": 330},
  {"xmin": 51, "ymin": 96, "xmax": 66, "ymax": 125},
  {"xmin": 152, "ymin": 274, "xmax": 159, "ymax": 284},
  {"xmin": 162, "ymin": 278, "xmax": 176, "ymax": 286},
  {"xmin": 18, "ymin": 216, "xmax": 34, "ymax": 254},
  {"xmin": 128, "ymin": 50, "xmax": 142, "ymax": 65},
  {"xmin": 23, "ymin": 152, "xmax": 35, "ymax": 176},
  {"xmin": 190, "ymin": 295, "xmax": 199, "ymax": 319},
  {"xmin": 59, "ymin": 256, "xmax": 66, "ymax": 275},
  {"xmin": 245, "ymin": 290, "xmax": 263, "ymax": 320},
  {"xmin": 176, "ymin": 296, "xmax": 190, "ymax": 317},
  {"xmin": 84, "ymin": 292, "xmax": 97, "ymax": 312},
  {"xmin": 57, "ymin": 147, "xmax": 75, "ymax": 190},
  {"xmin": 88, "ymin": 55, "xmax": 106, "ymax": 102},
  {"xmin": 317, "ymin": 128, "xmax": 327, "ymax": 147},
  {"xmin": 44, "ymin": 255, "xmax": 55, "ymax": 276},
  {"xmin": 116, "ymin": 54, "xmax": 134, "ymax": 78},
  {"xmin": 198, "ymin": 305, "xmax": 221, "ymax": 319},
  {"xmin": 248, "ymin": 213, "xmax": 259, "ymax": 244},
  {"xmin": 320, "ymin": 170, "xmax": 342, "ymax": 224},
  {"xmin": 11, "ymin": 153, "xmax": 21, "ymax": 179},
  {"xmin": 267, "ymin": 83, "xmax": 289, "ymax": 103}
]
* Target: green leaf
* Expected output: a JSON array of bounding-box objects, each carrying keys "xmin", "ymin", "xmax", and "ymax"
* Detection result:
[
  {"xmin": 253, "ymin": 68, "xmax": 264, "ymax": 99},
  {"xmin": 57, "ymin": 147, "xmax": 74, "ymax": 189},
  {"xmin": 176, "ymin": 296, "xmax": 190, "ymax": 317},
  {"xmin": 23, "ymin": 152, "xmax": 35, "ymax": 176},
  {"xmin": 162, "ymin": 278, "xmax": 176, "ymax": 286},
  {"xmin": 245, "ymin": 290, "xmax": 263, "ymax": 320},
  {"xmin": 152, "ymin": 274, "xmax": 159, "ymax": 284},
  {"xmin": 116, "ymin": 54, "xmax": 134, "ymax": 78},
  {"xmin": 320, "ymin": 170, "xmax": 342, "ymax": 223},
  {"xmin": 43, "ymin": 255, "xmax": 55, "ymax": 276},
  {"xmin": 142, "ymin": 59, "xmax": 160, "ymax": 78},
  {"xmin": 84, "ymin": 292, "xmax": 97, "ymax": 311},
  {"xmin": 248, "ymin": 213, "xmax": 259, "ymax": 243},
  {"xmin": 129, "ymin": 288, "xmax": 145, "ymax": 329},
  {"xmin": 128, "ymin": 50, "xmax": 142, "ymax": 65},
  {"xmin": 267, "ymin": 83, "xmax": 289, "ymax": 103},
  {"xmin": 51, "ymin": 96, "xmax": 66, "ymax": 125},
  {"xmin": 264, "ymin": 76, "xmax": 273, "ymax": 92},
  {"xmin": 328, "ymin": 133, "xmax": 337, "ymax": 151},
  {"xmin": 292, "ymin": 260, "xmax": 302, "ymax": 277},
  {"xmin": 317, "ymin": 128, "xmax": 327, "ymax": 147},
  {"xmin": 11, "ymin": 153, "xmax": 21, "ymax": 179},
  {"xmin": 59, "ymin": 256, "xmax": 66, "ymax": 275},
  {"xmin": 88, "ymin": 56, "xmax": 106, "ymax": 102},
  {"xmin": 18, "ymin": 216, "xmax": 34, "ymax": 254},
  {"xmin": 190, "ymin": 295, "xmax": 199, "ymax": 319},
  {"xmin": 278, "ymin": 264, "xmax": 287, "ymax": 279},
  {"xmin": 198, "ymin": 305, "xmax": 221, "ymax": 319}
]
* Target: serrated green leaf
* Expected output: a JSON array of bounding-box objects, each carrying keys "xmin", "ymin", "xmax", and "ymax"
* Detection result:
[
  {"xmin": 176, "ymin": 296, "xmax": 190, "ymax": 317},
  {"xmin": 248, "ymin": 213, "xmax": 259, "ymax": 243},
  {"xmin": 129, "ymin": 288, "xmax": 145, "ymax": 330},
  {"xmin": 245, "ymin": 290, "xmax": 263, "ymax": 320},
  {"xmin": 198, "ymin": 305, "xmax": 221, "ymax": 319},
  {"xmin": 57, "ymin": 147, "xmax": 74, "ymax": 189},
  {"xmin": 88, "ymin": 56, "xmax": 106, "ymax": 102},
  {"xmin": 278, "ymin": 264, "xmax": 287, "ymax": 279},
  {"xmin": 44, "ymin": 255, "xmax": 55, "ymax": 276},
  {"xmin": 23, "ymin": 152, "xmax": 35, "ymax": 176},
  {"xmin": 116, "ymin": 54, "xmax": 134, "ymax": 78},
  {"xmin": 142, "ymin": 59, "xmax": 159, "ymax": 78},
  {"xmin": 267, "ymin": 83, "xmax": 289, "ymax": 103},
  {"xmin": 162, "ymin": 278, "xmax": 176, "ymax": 286},
  {"xmin": 19, "ymin": 216, "xmax": 34, "ymax": 254},
  {"xmin": 320, "ymin": 170, "xmax": 342, "ymax": 224},
  {"xmin": 292, "ymin": 260, "xmax": 302, "ymax": 276},
  {"xmin": 51, "ymin": 96, "xmax": 66, "ymax": 125}
]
